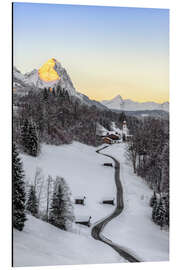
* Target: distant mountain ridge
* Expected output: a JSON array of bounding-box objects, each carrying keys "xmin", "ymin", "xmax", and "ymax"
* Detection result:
[{"xmin": 101, "ymin": 95, "xmax": 169, "ymax": 112}]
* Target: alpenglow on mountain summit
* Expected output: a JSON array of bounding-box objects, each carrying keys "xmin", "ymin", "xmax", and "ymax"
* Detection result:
[
  {"xmin": 13, "ymin": 58, "xmax": 169, "ymax": 112},
  {"xmin": 13, "ymin": 58, "xmax": 76, "ymax": 95}
]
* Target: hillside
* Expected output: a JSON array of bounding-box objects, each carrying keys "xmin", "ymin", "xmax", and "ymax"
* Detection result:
[
  {"xmin": 14, "ymin": 141, "xmax": 169, "ymax": 264},
  {"xmin": 13, "ymin": 214, "xmax": 122, "ymax": 267}
]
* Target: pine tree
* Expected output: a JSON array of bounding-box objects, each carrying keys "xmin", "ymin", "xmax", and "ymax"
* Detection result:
[
  {"xmin": 20, "ymin": 119, "xmax": 40, "ymax": 157},
  {"xmin": 13, "ymin": 143, "xmax": 26, "ymax": 231},
  {"xmin": 152, "ymin": 198, "xmax": 166, "ymax": 228},
  {"xmin": 26, "ymin": 185, "xmax": 38, "ymax": 216},
  {"xmin": 43, "ymin": 87, "xmax": 48, "ymax": 100},
  {"xmin": 20, "ymin": 118, "xmax": 29, "ymax": 153},
  {"xmin": 150, "ymin": 192, "xmax": 157, "ymax": 207},
  {"xmin": 52, "ymin": 88, "xmax": 56, "ymax": 97},
  {"xmin": 28, "ymin": 120, "xmax": 40, "ymax": 157},
  {"xmin": 152, "ymin": 199, "xmax": 158, "ymax": 222},
  {"xmin": 49, "ymin": 177, "xmax": 74, "ymax": 231}
]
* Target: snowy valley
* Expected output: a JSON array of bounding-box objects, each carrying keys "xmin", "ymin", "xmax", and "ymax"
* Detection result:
[{"xmin": 14, "ymin": 141, "xmax": 169, "ymax": 266}]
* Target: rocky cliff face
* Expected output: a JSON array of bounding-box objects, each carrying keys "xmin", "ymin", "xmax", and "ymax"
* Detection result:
[{"xmin": 13, "ymin": 58, "xmax": 77, "ymax": 96}]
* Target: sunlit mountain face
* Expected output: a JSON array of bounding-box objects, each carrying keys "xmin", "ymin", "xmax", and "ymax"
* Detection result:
[{"xmin": 38, "ymin": 58, "xmax": 60, "ymax": 82}]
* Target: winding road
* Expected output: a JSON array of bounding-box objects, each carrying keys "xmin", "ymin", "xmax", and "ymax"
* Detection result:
[{"xmin": 91, "ymin": 146, "xmax": 140, "ymax": 263}]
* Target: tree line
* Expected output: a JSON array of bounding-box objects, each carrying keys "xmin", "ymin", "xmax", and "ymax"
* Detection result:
[
  {"xmin": 13, "ymin": 86, "xmax": 129, "ymax": 151},
  {"xmin": 127, "ymin": 117, "xmax": 169, "ymax": 228}
]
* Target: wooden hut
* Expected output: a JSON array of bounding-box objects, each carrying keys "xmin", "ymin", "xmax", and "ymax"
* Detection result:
[
  {"xmin": 103, "ymin": 137, "xmax": 113, "ymax": 144},
  {"xmin": 103, "ymin": 162, "xmax": 113, "ymax": 167},
  {"xmin": 75, "ymin": 216, "xmax": 92, "ymax": 227},
  {"xmin": 74, "ymin": 196, "xmax": 86, "ymax": 205},
  {"xmin": 101, "ymin": 197, "xmax": 115, "ymax": 205}
]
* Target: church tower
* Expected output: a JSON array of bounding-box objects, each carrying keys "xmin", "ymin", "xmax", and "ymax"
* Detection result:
[{"xmin": 122, "ymin": 120, "xmax": 128, "ymax": 141}]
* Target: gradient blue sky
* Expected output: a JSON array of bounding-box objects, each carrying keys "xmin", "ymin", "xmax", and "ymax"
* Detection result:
[{"xmin": 13, "ymin": 2, "xmax": 169, "ymax": 102}]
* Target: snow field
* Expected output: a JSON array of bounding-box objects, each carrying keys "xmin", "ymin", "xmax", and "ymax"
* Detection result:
[
  {"xmin": 102, "ymin": 143, "xmax": 169, "ymax": 262},
  {"xmin": 21, "ymin": 142, "xmax": 117, "ymax": 225},
  {"xmin": 13, "ymin": 215, "xmax": 123, "ymax": 267}
]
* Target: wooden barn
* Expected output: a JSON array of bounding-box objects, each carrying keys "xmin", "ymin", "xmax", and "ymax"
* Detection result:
[
  {"xmin": 108, "ymin": 134, "xmax": 119, "ymax": 141},
  {"xmin": 101, "ymin": 197, "xmax": 115, "ymax": 205},
  {"xmin": 75, "ymin": 216, "xmax": 92, "ymax": 227},
  {"xmin": 74, "ymin": 196, "xmax": 86, "ymax": 205},
  {"xmin": 103, "ymin": 162, "xmax": 113, "ymax": 167}
]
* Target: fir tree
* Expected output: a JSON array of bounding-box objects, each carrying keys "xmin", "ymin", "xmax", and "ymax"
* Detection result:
[
  {"xmin": 20, "ymin": 118, "xmax": 29, "ymax": 153},
  {"xmin": 152, "ymin": 198, "xmax": 167, "ymax": 228},
  {"xmin": 28, "ymin": 120, "xmax": 40, "ymax": 157},
  {"xmin": 20, "ymin": 119, "xmax": 40, "ymax": 157},
  {"xmin": 13, "ymin": 143, "xmax": 26, "ymax": 231},
  {"xmin": 49, "ymin": 177, "xmax": 74, "ymax": 231},
  {"xmin": 43, "ymin": 87, "xmax": 48, "ymax": 100},
  {"xmin": 150, "ymin": 191, "xmax": 157, "ymax": 207},
  {"xmin": 52, "ymin": 88, "xmax": 56, "ymax": 97},
  {"xmin": 26, "ymin": 185, "xmax": 38, "ymax": 216}
]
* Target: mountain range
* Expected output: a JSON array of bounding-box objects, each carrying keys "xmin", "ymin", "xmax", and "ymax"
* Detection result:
[
  {"xmin": 101, "ymin": 95, "xmax": 169, "ymax": 112},
  {"xmin": 13, "ymin": 58, "xmax": 169, "ymax": 113}
]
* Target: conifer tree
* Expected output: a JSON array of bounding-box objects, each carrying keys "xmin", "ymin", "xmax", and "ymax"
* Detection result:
[
  {"xmin": 43, "ymin": 87, "xmax": 48, "ymax": 100},
  {"xmin": 28, "ymin": 120, "xmax": 40, "ymax": 157},
  {"xmin": 20, "ymin": 119, "xmax": 40, "ymax": 157},
  {"xmin": 13, "ymin": 143, "xmax": 26, "ymax": 231},
  {"xmin": 26, "ymin": 185, "xmax": 38, "ymax": 217},
  {"xmin": 49, "ymin": 177, "xmax": 74, "ymax": 231},
  {"xmin": 150, "ymin": 191, "xmax": 157, "ymax": 207},
  {"xmin": 20, "ymin": 118, "xmax": 29, "ymax": 153}
]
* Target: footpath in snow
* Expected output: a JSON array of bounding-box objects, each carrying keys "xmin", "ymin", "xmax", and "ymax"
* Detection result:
[{"xmin": 102, "ymin": 143, "xmax": 169, "ymax": 262}]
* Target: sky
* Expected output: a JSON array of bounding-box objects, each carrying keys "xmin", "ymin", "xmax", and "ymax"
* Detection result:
[{"xmin": 13, "ymin": 2, "xmax": 169, "ymax": 103}]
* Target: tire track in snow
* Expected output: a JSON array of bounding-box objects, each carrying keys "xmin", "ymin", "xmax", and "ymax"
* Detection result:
[{"xmin": 91, "ymin": 145, "xmax": 141, "ymax": 263}]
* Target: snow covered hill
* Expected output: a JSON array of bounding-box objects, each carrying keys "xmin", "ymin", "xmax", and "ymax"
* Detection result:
[
  {"xmin": 21, "ymin": 142, "xmax": 117, "ymax": 223},
  {"xmin": 102, "ymin": 144, "xmax": 169, "ymax": 262},
  {"xmin": 101, "ymin": 95, "xmax": 169, "ymax": 112},
  {"xmin": 13, "ymin": 214, "xmax": 122, "ymax": 267},
  {"xmin": 17, "ymin": 141, "xmax": 169, "ymax": 264}
]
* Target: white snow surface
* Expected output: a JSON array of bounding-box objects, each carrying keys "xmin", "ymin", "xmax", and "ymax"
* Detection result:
[
  {"xmin": 101, "ymin": 143, "xmax": 169, "ymax": 262},
  {"xmin": 13, "ymin": 214, "xmax": 122, "ymax": 267},
  {"xmin": 21, "ymin": 142, "xmax": 116, "ymax": 223},
  {"xmin": 15, "ymin": 141, "xmax": 169, "ymax": 265}
]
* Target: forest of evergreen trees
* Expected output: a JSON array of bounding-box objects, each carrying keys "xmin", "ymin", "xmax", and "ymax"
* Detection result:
[
  {"xmin": 127, "ymin": 117, "xmax": 169, "ymax": 228},
  {"xmin": 13, "ymin": 86, "xmax": 128, "ymax": 148}
]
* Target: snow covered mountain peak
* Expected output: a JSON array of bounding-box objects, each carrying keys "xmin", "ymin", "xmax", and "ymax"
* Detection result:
[
  {"xmin": 111, "ymin": 95, "xmax": 124, "ymax": 104},
  {"xmin": 38, "ymin": 58, "xmax": 61, "ymax": 83},
  {"xmin": 102, "ymin": 94, "xmax": 124, "ymax": 110},
  {"xmin": 13, "ymin": 58, "xmax": 77, "ymax": 95},
  {"xmin": 101, "ymin": 95, "xmax": 169, "ymax": 112}
]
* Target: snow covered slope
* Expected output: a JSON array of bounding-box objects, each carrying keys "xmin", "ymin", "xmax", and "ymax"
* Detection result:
[
  {"xmin": 101, "ymin": 95, "xmax": 169, "ymax": 112},
  {"xmin": 102, "ymin": 144, "xmax": 169, "ymax": 262},
  {"xmin": 13, "ymin": 215, "xmax": 122, "ymax": 267},
  {"xmin": 21, "ymin": 142, "xmax": 116, "ymax": 223}
]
